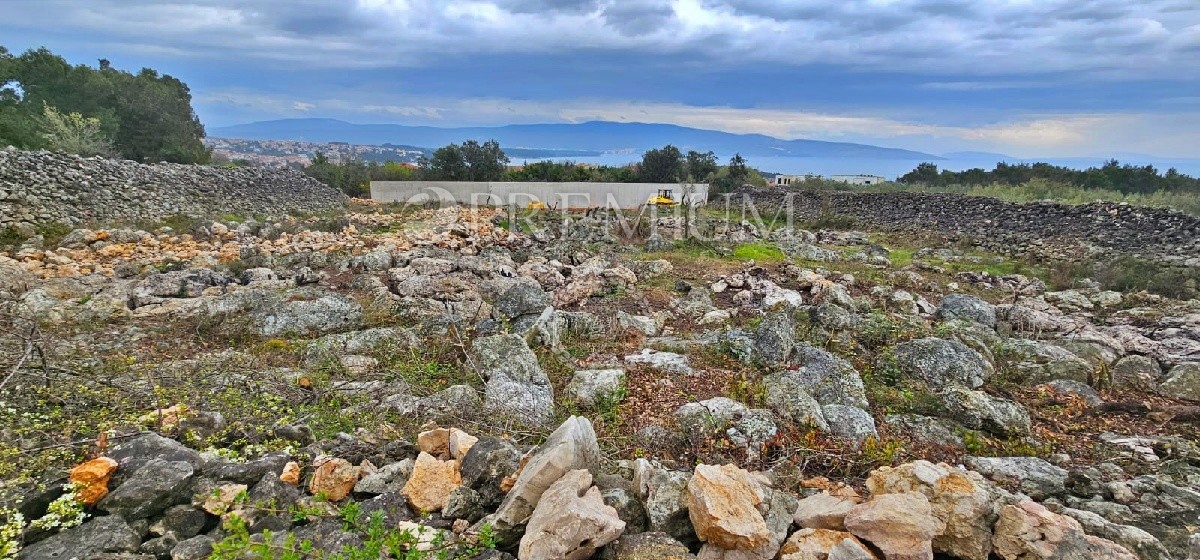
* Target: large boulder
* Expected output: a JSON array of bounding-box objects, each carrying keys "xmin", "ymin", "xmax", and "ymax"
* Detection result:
[
  {"xmin": 964, "ymin": 457, "xmax": 1066, "ymax": 500},
  {"xmin": 844, "ymin": 492, "xmax": 943, "ymax": 560},
  {"xmin": 1001, "ymin": 339, "xmax": 1094, "ymax": 384},
  {"xmin": 753, "ymin": 310, "xmax": 795, "ymax": 365},
  {"xmin": 99, "ymin": 459, "xmax": 194, "ymax": 520},
  {"xmin": 256, "ymin": 293, "xmax": 363, "ymax": 337},
  {"xmin": 565, "ymin": 369, "xmax": 626, "ymax": 407},
  {"xmin": 866, "ymin": 461, "xmax": 995, "ymax": 560},
  {"xmin": 940, "ymin": 388, "xmax": 1030, "ymax": 437},
  {"xmin": 687, "ymin": 463, "xmax": 771, "ymax": 551},
  {"xmin": 473, "ymin": 334, "xmax": 555, "ymax": 426},
  {"xmin": 494, "ymin": 277, "xmax": 550, "ymax": 319},
  {"xmin": 763, "ymin": 373, "xmax": 830, "ymax": 431},
  {"xmin": 936, "ymin": 294, "xmax": 996, "ymax": 327},
  {"xmin": 894, "ymin": 338, "xmax": 993, "ymax": 391},
  {"xmin": 632, "ymin": 460, "xmax": 694, "ymax": 544},
  {"xmin": 19, "ymin": 514, "xmax": 142, "ymax": 559},
  {"xmin": 793, "ymin": 492, "xmax": 860, "ymax": 531},
  {"xmin": 1061, "ymin": 507, "xmax": 1171, "ymax": 560},
  {"xmin": 1159, "ymin": 362, "xmax": 1200, "ymax": 401},
  {"xmin": 518, "ymin": 469, "xmax": 625, "ymax": 560},
  {"xmin": 821, "ymin": 405, "xmax": 877, "ymax": 444},
  {"xmin": 1110, "ymin": 355, "xmax": 1163, "ymax": 390},
  {"xmin": 791, "ymin": 344, "xmax": 868, "ymax": 408},
  {"xmin": 992, "ymin": 501, "xmax": 1137, "ymax": 560},
  {"xmin": 480, "ymin": 416, "xmax": 600, "ymax": 547}
]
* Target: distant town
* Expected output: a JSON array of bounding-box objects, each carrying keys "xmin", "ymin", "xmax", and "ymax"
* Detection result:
[
  {"xmin": 204, "ymin": 138, "xmax": 427, "ymax": 168},
  {"xmin": 203, "ymin": 138, "xmax": 604, "ymax": 169}
]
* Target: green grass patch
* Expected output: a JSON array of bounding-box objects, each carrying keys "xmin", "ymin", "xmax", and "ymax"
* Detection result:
[{"xmin": 732, "ymin": 242, "xmax": 785, "ymax": 262}]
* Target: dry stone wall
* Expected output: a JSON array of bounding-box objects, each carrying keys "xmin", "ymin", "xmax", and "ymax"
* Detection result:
[
  {"xmin": 0, "ymin": 148, "xmax": 346, "ymax": 232},
  {"xmin": 740, "ymin": 187, "xmax": 1200, "ymax": 266}
]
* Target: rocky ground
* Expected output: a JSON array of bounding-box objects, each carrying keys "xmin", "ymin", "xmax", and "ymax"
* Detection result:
[{"xmin": 1, "ymin": 200, "xmax": 1198, "ymax": 559}]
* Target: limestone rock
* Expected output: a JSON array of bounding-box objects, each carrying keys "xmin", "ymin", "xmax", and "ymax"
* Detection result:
[
  {"xmin": 794, "ymin": 492, "xmax": 860, "ymax": 530},
  {"xmin": 449, "ymin": 428, "xmax": 478, "ymax": 462},
  {"xmin": 474, "ymin": 334, "xmax": 556, "ymax": 426},
  {"xmin": 608, "ymin": 531, "xmax": 692, "ymax": 559},
  {"xmin": 1110, "ymin": 354, "xmax": 1163, "ymax": 390},
  {"xmin": 687, "ymin": 463, "xmax": 770, "ymax": 551},
  {"xmin": 280, "ymin": 461, "xmax": 301, "ymax": 486},
  {"xmin": 792, "ymin": 344, "xmax": 869, "ymax": 408},
  {"xmin": 779, "ymin": 528, "xmax": 879, "ymax": 560},
  {"xmin": 354, "ymin": 459, "xmax": 413, "ymax": 495},
  {"xmin": 821, "ymin": 405, "xmax": 877, "ymax": 444},
  {"xmin": 1061, "ymin": 507, "xmax": 1171, "ymax": 560},
  {"xmin": 418, "ymin": 427, "xmax": 451, "ymax": 457},
  {"xmin": 936, "ymin": 294, "xmax": 996, "ymax": 327},
  {"xmin": 992, "ymin": 501, "xmax": 1137, "ymax": 560},
  {"xmin": 402, "ymin": 452, "xmax": 461, "ymax": 513},
  {"xmin": 307, "ymin": 457, "xmax": 362, "ymax": 502},
  {"xmin": 763, "ymin": 373, "xmax": 830, "ymax": 431},
  {"xmin": 964, "ymin": 456, "xmax": 1066, "ymax": 500},
  {"xmin": 481, "ymin": 416, "xmax": 601, "ymax": 546},
  {"xmin": 894, "ymin": 337, "xmax": 993, "ymax": 390},
  {"xmin": 566, "ymin": 369, "xmax": 627, "ymax": 407},
  {"xmin": 844, "ymin": 492, "xmax": 943, "ymax": 560},
  {"xmin": 1159, "ymin": 362, "xmax": 1200, "ymax": 401},
  {"xmin": 865, "ymin": 461, "xmax": 994, "ymax": 560},
  {"xmin": 753, "ymin": 310, "xmax": 794, "ymax": 365},
  {"xmin": 632, "ymin": 459, "xmax": 694, "ymax": 544},
  {"xmin": 624, "ymin": 348, "xmax": 693, "ymax": 375},
  {"xmin": 940, "ymin": 387, "xmax": 1030, "ymax": 437},
  {"xmin": 518, "ymin": 469, "xmax": 625, "ymax": 560}
]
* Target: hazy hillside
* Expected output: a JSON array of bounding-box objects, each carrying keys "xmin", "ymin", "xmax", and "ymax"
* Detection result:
[{"xmin": 209, "ymin": 119, "xmax": 942, "ymax": 160}]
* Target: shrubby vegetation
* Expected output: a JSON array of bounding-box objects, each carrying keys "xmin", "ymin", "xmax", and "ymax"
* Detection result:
[
  {"xmin": 899, "ymin": 160, "xmax": 1200, "ymax": 195},
  {"xmin": 0, "ymin": 46, "xmax": 209, "ymax": 163},
  {"xmin": 303, "ymin": 141, "xmax": 767, "ymax": 198}
]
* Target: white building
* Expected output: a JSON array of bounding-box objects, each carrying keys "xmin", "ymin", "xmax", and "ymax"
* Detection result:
[
  {"xmin": 828, "ymin": 174, "xmax": 888, "ymax": 185},
  {"xmin": 774, "ymin": 173, "xmax": 821, "ymax": 185}
]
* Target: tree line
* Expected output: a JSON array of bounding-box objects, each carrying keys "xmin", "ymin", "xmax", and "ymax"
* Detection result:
[
  {"xmin": 305, "ymin": 140, "xmax": 766, "ymax": 198},
  {"xmin": 899, "ymin": 160, "xmax": 1200, "ymax": 194},
  {"xmin": 0, "ymin": 46, "xmax": 209, "ymax": 164}
]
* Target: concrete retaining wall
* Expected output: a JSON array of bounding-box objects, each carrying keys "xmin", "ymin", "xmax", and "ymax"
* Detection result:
[{"xmin": 369, "ymin": 181, "xmax": 709, "ymax": 209}]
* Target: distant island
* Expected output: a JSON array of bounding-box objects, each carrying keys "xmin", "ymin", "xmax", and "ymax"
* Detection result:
[{"xmin": 208, "ymin": 119, "xmax": 942, "ymax": 161}]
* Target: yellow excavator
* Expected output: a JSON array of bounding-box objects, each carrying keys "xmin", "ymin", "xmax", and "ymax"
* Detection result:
[
  {"xmin": 526, "ymin": 200, "xmax": 548, "ymax": 210},
  {"xmin": 647, "ymin": 189, "xmax": 678, "ymax": 207}
]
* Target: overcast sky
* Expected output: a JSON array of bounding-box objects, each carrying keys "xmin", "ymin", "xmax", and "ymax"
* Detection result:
[{"xmin": 3, "ymin": 0, "xmax": 1199, "ymax": 157}]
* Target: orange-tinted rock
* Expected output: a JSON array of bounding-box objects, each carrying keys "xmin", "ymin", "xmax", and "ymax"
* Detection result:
[
  {"xmin": 280, "ymin": 461, "xmax": 301, "ymax": 486},
  {"xmin": 70, "ymin": 457, "xmax": 119, "ymax": 505},
  {"xmin": 308, "ymin": 457, "xmax": 361, "ymax": 502}
]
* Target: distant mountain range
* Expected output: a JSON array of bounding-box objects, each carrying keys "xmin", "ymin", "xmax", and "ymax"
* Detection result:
[{"xmin": 209, "ymin": 119, "xmax": 942, "ymax": 160}]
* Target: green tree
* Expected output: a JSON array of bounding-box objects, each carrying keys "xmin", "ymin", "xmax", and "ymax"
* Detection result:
[
  {"xmin": 460, "ymin": 139, "xmax": 509, "ymax": 180},
  {"xmin": 685, "ymin": 150, "xmax": 718, "ymax": 181},
  {"xmin": 40, "ymin": 103, "xmax": 112, "ymax": 156},
  {"xmin": 638, "ymin": 144, "xmax": 684, "ymax": 183},
  {"xmin": 418, "ymin": 144, "xmax": 467, "ymax": 180},
  {"xmin": 0, "ymin": 45, "xmax": 209, "ymax": 163},
  {"xmin": 899, "ymin": 162, "xmax": 940, "ymax": 184},
  {"xmin": 418, "ymin": 140, "xmax": 509, "ymax": 180}
]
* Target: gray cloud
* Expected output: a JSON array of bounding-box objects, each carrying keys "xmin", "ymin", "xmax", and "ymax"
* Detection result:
[
  {"xmin": 1, "ymin": 0, "xmax": 1197, "ymax": 78},
  {"xmin": 601, "ymin": 1, "xmax": 676, "ymax": 36}
]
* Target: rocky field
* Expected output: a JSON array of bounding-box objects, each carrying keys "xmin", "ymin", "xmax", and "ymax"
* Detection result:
[{"xmin": 1, "ymin": 196, "xmax": 1199, "ymax": 560}]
